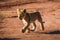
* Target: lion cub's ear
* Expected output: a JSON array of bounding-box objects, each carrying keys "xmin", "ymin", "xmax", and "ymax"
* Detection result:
[
  {"xmin": 17, "ymin": 9, "xmax": 20, "ymax": 12},
  {"xmin": 23, "ymin": 9, "xmax": 26, "ymax": 13},
  {"xmin": 17, "ymin": 9, "xmax": 19, "ymax": 14},
  {"xmin": 17, "ymin": 9, "xmax": 20, "ymax": 13},
  {"xmin": 17, "ymin": 9, "xmax": 20, "ymax": 11}
]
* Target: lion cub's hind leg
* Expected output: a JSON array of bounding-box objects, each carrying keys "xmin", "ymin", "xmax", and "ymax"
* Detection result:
[
  {"xmin": 38, "ymin": 16, "xmax": 44, "ymax": 30},
  {"xmin": 31, "ymin": 22, "xmax": 36, "ymax": 31}
]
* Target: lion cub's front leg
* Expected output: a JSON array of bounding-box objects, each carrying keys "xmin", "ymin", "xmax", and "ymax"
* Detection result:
[{"xmin": 22, "ymin": 19, "xmax": 30, "ymax": 33}]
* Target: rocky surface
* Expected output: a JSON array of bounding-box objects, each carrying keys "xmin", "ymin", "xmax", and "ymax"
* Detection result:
[
  {"xmin": 0, "ymin": 0, "xmax": 60, "ymax": 7},
  {"xmin": 0, "ymin": 0, "xmax": 60, "ymax": 40}
]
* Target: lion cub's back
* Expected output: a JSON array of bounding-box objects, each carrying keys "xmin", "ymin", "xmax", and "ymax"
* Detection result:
[{"xmin": 28, "ymin": 12, "xmax": 40, "ymax": 22}]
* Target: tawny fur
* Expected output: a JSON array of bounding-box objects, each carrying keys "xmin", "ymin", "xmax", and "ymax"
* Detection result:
[{"xmin": 17, "ymin": 9, "xmax": 44, "ymax": 33}]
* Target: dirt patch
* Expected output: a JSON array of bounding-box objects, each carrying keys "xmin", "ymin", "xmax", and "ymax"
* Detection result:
[{"xmin": 0, "ymin": 2, "xmax": 60, "ymax": 40}]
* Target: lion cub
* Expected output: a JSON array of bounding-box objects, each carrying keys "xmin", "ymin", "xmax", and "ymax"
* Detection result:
[{"xmin": 17, "ymin": 9, "xmax": 44, "ymax": 33}]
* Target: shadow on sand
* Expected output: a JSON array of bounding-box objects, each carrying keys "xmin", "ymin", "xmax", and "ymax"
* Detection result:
[
  {"xmin": 45, "ymin": 30, "xmax": 60, "ymax": 34},
  {"xmin": 0, "ymin": 38, "xmax": 21, "ymax": 40},
  {"xmin": 35, "ymin": 30, "xmax": 60, "ymax": 34}
]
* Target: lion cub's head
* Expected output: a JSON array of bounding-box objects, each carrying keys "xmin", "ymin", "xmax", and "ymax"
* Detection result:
[{"xmin": 17, "ymin": 9, "xmax": 26, "ymax": 20}]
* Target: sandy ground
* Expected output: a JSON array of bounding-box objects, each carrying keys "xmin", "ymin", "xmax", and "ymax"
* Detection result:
[{"xmin": 0, "ymin": 2, "xmax": 60, "ymax": 40}]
